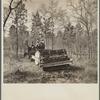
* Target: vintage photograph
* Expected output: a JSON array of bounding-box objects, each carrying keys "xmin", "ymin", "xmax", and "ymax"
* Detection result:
[{"xmin": 3, "ymin": 0, "xmax": 98, "ymax": 83}]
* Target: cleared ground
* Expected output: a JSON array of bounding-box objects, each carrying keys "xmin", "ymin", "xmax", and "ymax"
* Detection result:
[{"xmin": 3, "ymin": 50, "xmax": 97, "ymax": 83}]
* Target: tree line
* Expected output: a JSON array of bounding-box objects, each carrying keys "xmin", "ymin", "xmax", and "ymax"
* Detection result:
[{"xmin": 3, "ymin": 0, "xmax": 97, "ymax": 59}]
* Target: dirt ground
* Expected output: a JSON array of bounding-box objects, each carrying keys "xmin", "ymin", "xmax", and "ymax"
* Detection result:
[{"xmin": 3, "ymin": 52, "xmax": 97, "ymax": 83}]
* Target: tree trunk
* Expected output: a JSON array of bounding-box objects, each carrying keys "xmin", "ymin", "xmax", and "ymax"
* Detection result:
[
  {"xmin": 51, "ymin": 17, "xmax": 54, "ymax": 50},
  {"xmin": 46, "ymin": 37, "xmax": 48, "ymax": 49},
  {"xmin": 90, "ymin": 47, "xmax": 92, "ymax": 59},
  {"xmin": 77, "ymin": 49, "xmax": 78, "ymax": 58},
  {"xmin": 22, "ymin": 39, "xmax": 24, "ymax": 52},
  {"xmin": 16, "ymin": 16, "xmax": 18, "ymax": 58},
  {"xmin": 80, "ymin": 46, "xmax": 82, "ymax": 59},
  {"xmin": 12, "ymin": 42, "xmax": 14, "ymax": 50},
  {"xmin": 3, "ymin": 10, "xmax": 12, "ymax": 28},
  {"xmin": 16, "ymin": 32, "xmax": 18, "ymax": 58},
  {"xmin": 48, "ymin": 37, "xmax": 50, "ymax": 49},
  {"xmin": 52, "ymin": 33, "xmax": 53, "ymax": 50},
  {"xmin": 86, "ymin": 27, "xmax": 91, "ymax": 59}
]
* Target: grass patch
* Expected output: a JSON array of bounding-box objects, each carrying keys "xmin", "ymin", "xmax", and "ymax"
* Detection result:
[{"xmin": 3, "ymin": 52, "xmax": 97, "ymax": 83}]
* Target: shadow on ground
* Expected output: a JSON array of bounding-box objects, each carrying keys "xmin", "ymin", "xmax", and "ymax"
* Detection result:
[{"xmin": 43, "ymin": 64, "xmax": 84, "ymax": 72}]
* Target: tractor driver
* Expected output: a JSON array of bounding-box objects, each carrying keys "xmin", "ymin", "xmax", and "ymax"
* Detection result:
[
  {"xmin": 31, "ymin": 41, "xmax": 35, "ymax": 51},
  {"xmin": 35, "ymin": 39, "xmax": 40, "ymax": 50}
]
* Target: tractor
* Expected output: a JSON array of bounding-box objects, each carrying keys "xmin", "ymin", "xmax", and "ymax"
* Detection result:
[{"xmin": 24, "ymin": 40, "xmax": 73, "ymax": 68}]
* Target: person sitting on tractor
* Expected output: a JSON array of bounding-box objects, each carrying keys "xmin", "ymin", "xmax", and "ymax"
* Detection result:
[
  {"xmin": 31, "ymin": 41, "xmax": 35, "ymax": 51},
  {"xmin": 40, "ymin": 39, "xmax": 45, "ymax": 49},
  {"xmin": 35, "ymin": 39, "xmax": 40, "ymax": 50}
]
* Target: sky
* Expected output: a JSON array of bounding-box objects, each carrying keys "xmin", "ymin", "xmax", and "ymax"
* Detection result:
[{"xmin": 3, "ymin": 0, "xmax": 77, "ymax": 36}]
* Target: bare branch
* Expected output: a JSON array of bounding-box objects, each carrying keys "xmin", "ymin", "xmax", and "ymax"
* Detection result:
[
  {"xmin": 82, "ymin": 0, "xmax": 92, "ymax": 16},
  {"xmin": 9, "ymin": 0, "xmax": 13, "ymax": 9},
  {"xmin": 11, "ymin": 0, "xmax": 22, "ymax": 10},
  {"xmin": 3, "ymin": 0, "xmax": 23, "ymax": 28}
]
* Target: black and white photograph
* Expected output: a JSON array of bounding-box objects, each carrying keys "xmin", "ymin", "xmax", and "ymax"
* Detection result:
[{"xmin": 3, "ymin": 0, "xmax": 98, "ymax": 83}]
